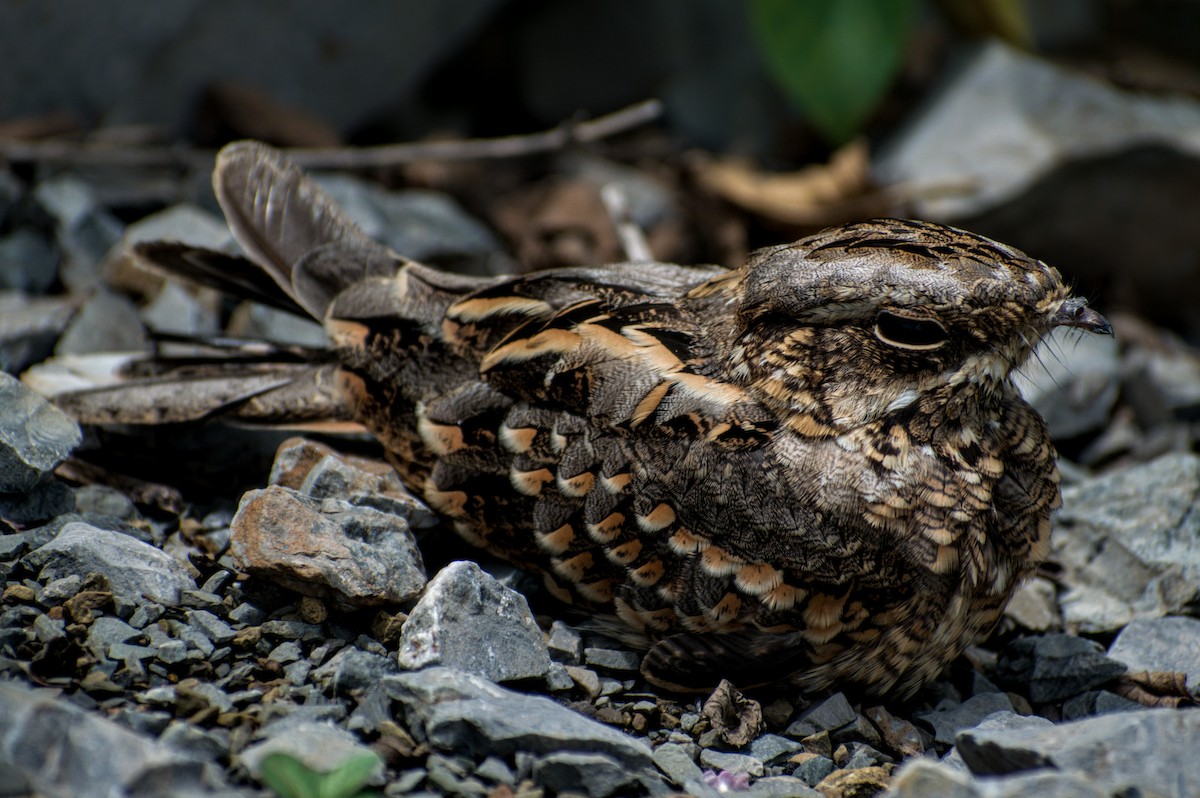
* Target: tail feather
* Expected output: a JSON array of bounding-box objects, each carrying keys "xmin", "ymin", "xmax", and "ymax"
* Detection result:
[{"xmin": 213, "ymin": 141, "xmax": 396, "ymax": 319}]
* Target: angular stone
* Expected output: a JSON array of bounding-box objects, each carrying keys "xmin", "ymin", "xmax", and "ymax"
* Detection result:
[
  {"xmin": 584, "ymin": 646, "xmax": 642, "ymax": 672},
  {"xmin": 915, "ymin": 693, "xmax": 1014, "ymax": 745},
  {"xmin": 995, "ymin": 635, "xmax": 1126, "ymax": 703},
  {"xmin": 958, "ymin": 708, "xmax": 1200, "ymax": 797},
  {"xmin": 0, "ymin": 294, "xmax": 77, "ymax": 374},
  {"xmin": 230, "ymin": 485, "xmax": 426, "ymax": 609},
  {"xmin": 788, "ymin": 693, "xmax": 856, "ymax": 737},
  {"xmin": 25, "ymin": 522, "xmax": 196, "ymax": 608},
  {"xmin": 0, "ymin": 372, "xmax": 81, "ymax": 493},
  {"xmin": 699, "ymin": 749, "xmax": 764, "ymax": 777},
  {"xmin": 384, "ymin": 667, "xmax": 652, "ymax": 769},
  {"xmin": 398, "ymin": 560, "xmax": 550, "ymax": 683},
  {"xmin": 1054, "ymin": 453, "xmax": 1200, "ymax": 632},
  {"xmin": 533, "ymin": 752, "xmax": 634, "ymax": 798},
  {"xmin": 312, "ymin": 647, "xmax": 398, "ymax": 695},
  {"xmin": 653, "ymin": 742, "xmax": 704, "ymax": 787},
  {"xmin": 547, "ymin": 620, "xmax": 583, "ymax": 663},
  {"xmin": 886, "ymin": 759, "xmax": 980, "ymax": 798},
  {"xmin": 1107, "ymin": 615, "xmax": 1200, "ymax": 692}
]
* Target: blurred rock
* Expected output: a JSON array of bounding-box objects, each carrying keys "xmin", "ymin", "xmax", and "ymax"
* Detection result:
[
  {"xmin": 957, "ymin": 707, "xmax": 1200, "ymax": 797},
  {"xmin": 1053, "ymin": 453, "xmax": 1200, "ymax": 632},
  {"xmin": 1001, "ymin": 576, "xmax": 1060, "ymax": 632},
  {"xmin": 398, "ymin": 560, "xmax": 551, "ymax": 683},
  {"xmin": 532, "ymin": 752, "xmax": 636, "ymax": 798},
  {"xmin": 225, "ymin": 302, "xmax": 327, "ymax": 347},
  {"xmin": 0, "ymin": 294, "xmax": 78, "ymax": 373},
  {"xmin": 876, "ymin": 41, "xmax": 1200, "ymax": 220},
  {"xmin": 54, "ymin": 290, "xmax": 149, "ymax": 356},
  {"xmin": 33, "ymin": 176, "xmax": 124, "ymax": 293},
  {"xmin": 0, "ymin": 682, "xmax": 225, "ymax": 797},
  {"xmin": 0, "ymin": 229, "xmax": 59, "ymax": 294},
  {"xmin": 0, "ymin": 1, "xmax": 507, "ymax": 137},
  {"xmin": 1013, "ymin": 328, "xmax": 1119, "ymax": 440},
  {"xmin": 230, "ymin": 485, "xmax": 427, "ymax": 610},
  {"xmin": 141, "ymin": 281, "xmax": 221, "ymax": 337},
  {"xmin": 314, "ymin": 174, "xmax": 506, "ymax": 275}
]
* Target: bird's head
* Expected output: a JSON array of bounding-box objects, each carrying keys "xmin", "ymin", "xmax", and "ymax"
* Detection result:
[{"xmin": 728, "ymin": 218, "xmax": 1111, "ymax": 435}]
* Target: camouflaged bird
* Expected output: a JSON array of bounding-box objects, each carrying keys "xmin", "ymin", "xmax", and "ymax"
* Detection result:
[{"xmin": 59, "ymin": 142, "xmax": 1113, "ymax": 698}]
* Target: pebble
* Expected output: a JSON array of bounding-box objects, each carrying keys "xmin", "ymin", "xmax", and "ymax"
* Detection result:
[
  {"xmin": 546, "ymin": 620, "xmax": 583, "ymax": 663},
  {"xmin": 653, "ymin": 742, "xmax": 705, "ymax": 787},
  {"xmin": 583, "ymin": 646, "xmax": 642, "ymax": 672},
  {"xmin": 533, "ymin": 751, "xmax": 635, "ymax": 798},
  {"xmin": 787, "ymin": 693, "xmax": 856, "ymax": 737}
]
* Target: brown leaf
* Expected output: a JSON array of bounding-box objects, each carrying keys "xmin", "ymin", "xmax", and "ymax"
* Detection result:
[
  {"xmin": 701, "ymin": 678, "xmax": 764, "ymax": 748},
  {"xmin": 1112, "ymin": 670, "xmax": 1195, "ymax": 708},
  {"xmin": 692, "ymin": 139, "xmax": 896, "ymax": 229}
]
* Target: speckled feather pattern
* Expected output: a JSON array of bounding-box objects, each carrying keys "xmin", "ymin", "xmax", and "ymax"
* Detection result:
[{"xmin": 134, "ymin": 143, "xmax": 1112, "ymax": 698}]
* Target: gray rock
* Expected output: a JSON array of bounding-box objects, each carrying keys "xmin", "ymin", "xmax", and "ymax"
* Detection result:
[
  {"xmin": 699, "ymin": 749, "xmax": 765, "ymax": 777},
  {"xmin": 315, "ymin": 176, "xmax": 505, "ymax": 275},
  {"xmin": 749, "ymin": 733, "xmax": 805, "ymax": 764},
  {"xmin": 958, "ymin": 708, "xmax": 1200, "ymax": 797},
  {"xmin": 533, "ymin": 752, "xmax": 634, "ymax": 798},
  {"xmin": 0, "ymin": 682, "xmax": 224, "ymax": 797},
  {"xmin": 72, "ymin": 484, "xmax": 138, "ymax": 520},
  {"xmin": 0, "ymin": 228, "xmax": 59, "ymax": 294},
  {"xmin": 230, "ymin": 485, "xmax": 427, "ymax": 609},
  {"xmin": 544, "ymin": 662, "xmax": 575, "ymax": 692},
  {"xmin": 916, "ymin": 693, "xmax": 1014, "ymax": 746},
  {"xmin": 54, "ymin": 289, "xmax": 149, "ymax": 355},
  {"xmin": 788, "ymin": 693, "xmax": 856, "ymax": 737},
  {"xmin": 653, "ymin": 742, "xmax": 704, "ymax": 787},
  {"xmin": 940, "ymin": 712, "xmax": 1055, "ymax": 773},
  {"xmin": 226, "ymin": 302, "xmax": 328, "ymax": 347},
  {"xmin": 745, "ymin": 775, "xmax": 822, "ymax": 798},
  {"xmin": 398, "ymin": 560, "xmax": 551, "ymax": 683},
  {"xmin": 25, "ymin": 521, "xmax": 197, "ymax": 609},
  {"xmin": 1107, "ymin": 615, "xmax": 1200, "ymax": 692},
  {"xmin": 874, "ymin": 40, "xmax": 1200, "ymax": 220},
  {"xmin": 1001, "ymin": 576, "xmax": 1061, "ymax": 632},
  {"xmin": 0, "ymin": 372, "xmax": 82, "ymax": 493},
  {"xmin": 1060, "ymin": 690, "xmax": 1143, "ymax": 721},
  {"xmin": 886, "ymin": 759, "xmax": 981, "ymax": 798},
  {"xmin": 1013, "ymin": 329, "xmax": 1119, "ymax": 439},
  {"xmin": 995, "ymin": 635, "xmax": 1125, "ymax": 703},
  {"xmin": 0, "ymin": 480, "xmax": 75, "ymax": 525},
  {"xmin": 118, "ymin": 203, "xmax": 232, "ymax": 252},
  {"xmin": 240, "ymin": 720, "xmax": 382, "ymax": 783},
  {"xmin": 384, "ymin": 666, "xmax": 652, "ymax": 769},
  {"xmin": 291, "ymin": 451, "xmax": 436, "ymax": 527},
  {"xmin": 312, "ymin": 647, "xmax": 398, "ymax": 695},
  {"xmin": 1054, "ymin": 452, "xmax": 1200, "ymax": 632},
  {"xmin": 792, "ymin": 755, "xmax": 835, "ymax": 786},
  {"xmin": 583, "ymin": 646, "xmax": 642, "ymax": 672},
  {"xmin": 186, "ymin": 610, "xmax": 236, "ymax": 645},
  {"xmin": 547, "ymin": 620, "xmax": 583, "ymax": 663},
  {"xmin": 141, "ymin": 281, "xmax": 220, "ymax": 337},
  {"xmin": 159, "ymin": 722, "xmax": 231, "ymax": 761},
  {"xmin": 0, "ymin": 293, "xmax": 78, "ymax": 373},
  {"xmin": 85, "ymin": 616, "xmax": 140, "ymax": 659}
]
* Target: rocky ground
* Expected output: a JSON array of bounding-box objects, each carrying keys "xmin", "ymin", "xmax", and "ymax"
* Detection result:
[{"xmin": 4, "ymin": 146, "xmax": 1200, "ymax": 798}]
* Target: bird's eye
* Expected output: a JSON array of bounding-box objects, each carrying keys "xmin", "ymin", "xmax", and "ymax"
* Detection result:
[{"xmin": 874, "ymin": 311, "xmax": 949, "ymax": 350}]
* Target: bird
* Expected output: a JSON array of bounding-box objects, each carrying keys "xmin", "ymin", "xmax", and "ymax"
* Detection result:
[{"xmin": 52, "ymin": 142, "xmax": 1112, "ymax": 699}]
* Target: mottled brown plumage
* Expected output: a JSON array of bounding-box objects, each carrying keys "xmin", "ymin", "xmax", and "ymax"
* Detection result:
[{"xmin": 64, "ymin": 142, "xmax": 1114, "ymax": 698}]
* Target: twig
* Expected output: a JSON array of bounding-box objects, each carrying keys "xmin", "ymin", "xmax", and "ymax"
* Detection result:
[
  {"xmin": 600, "ymin": 183, "xmax": 654, "ymax": 262},
  {"xmin": 0, "ymin": 99, "xmax": 664, "ymax": 171}
]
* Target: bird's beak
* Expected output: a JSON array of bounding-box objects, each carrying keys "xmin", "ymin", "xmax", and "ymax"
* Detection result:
[{"xmin": 1051, "ymin": 297, "xmax": 1114, "ymax": 336}]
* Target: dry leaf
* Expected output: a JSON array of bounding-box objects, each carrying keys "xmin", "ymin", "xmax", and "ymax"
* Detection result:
[{"xmin": 701, "ymin": 678, "xmax": 764, "ymax": 748}]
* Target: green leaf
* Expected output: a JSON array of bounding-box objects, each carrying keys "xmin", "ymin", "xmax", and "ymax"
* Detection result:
[
  {"xmin": 749, "ymin": 0, "xmax": 919, "ymax": 144},
  {"xmin": 316, "ymin": 753, "xmax": 381, "ymax": 798},
  {"xmin": 259, "ymin": 753, "xmax": 323, "ymax": 798}
]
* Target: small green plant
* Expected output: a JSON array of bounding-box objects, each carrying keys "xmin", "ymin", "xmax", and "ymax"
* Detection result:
[{"xmin": 258, "ymin": 752, "xmax": 381, "ymax": 798}]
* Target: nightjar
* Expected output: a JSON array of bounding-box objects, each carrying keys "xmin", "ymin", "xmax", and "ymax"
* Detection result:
[{"xmin": 56, "ymin": 142, "xmax": 1113, "ymax": 698}]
